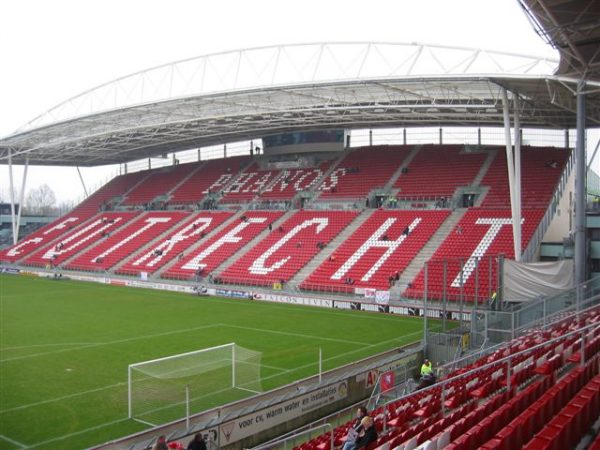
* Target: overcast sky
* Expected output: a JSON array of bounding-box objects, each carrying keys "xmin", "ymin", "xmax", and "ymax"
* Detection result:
[{"xmin": 0, "ymin": 0, "xmax": 582, "ymax": 205}]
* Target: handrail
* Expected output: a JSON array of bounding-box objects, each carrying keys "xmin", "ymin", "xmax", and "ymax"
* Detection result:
[
  {"xmin": 382, "ymin": 318, "xmax": 600, "ymax": 421},
  {"xmin": 438, "ymin": 297, "xmax": 600, "ymax": 375}
]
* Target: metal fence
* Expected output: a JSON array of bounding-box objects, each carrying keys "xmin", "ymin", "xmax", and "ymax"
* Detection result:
[{"xmin": 435, "ymin": 275, "xmax": 600, "ymax": 375}]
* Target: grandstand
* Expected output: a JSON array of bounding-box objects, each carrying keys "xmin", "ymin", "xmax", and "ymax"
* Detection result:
[
  {"xmin": 1, "ymin": 1, "xmax": 600, "ymax": 448},
  {"xmin": 282, "ymin": 302, "xmax": 600, "ymax": 450}
]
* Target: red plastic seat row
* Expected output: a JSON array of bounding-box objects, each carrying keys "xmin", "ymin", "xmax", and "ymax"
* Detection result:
[
  {"xmin": 22, "ymin": 212, "xmax": 141, "ymax": 267},
  {"xmin": 301, "ymin": 210, "xmax": 450, "ymax": 292},
  {"xmin": 523, "ymin": 374, "xmax": 600, "ymax": 449},
  {"xmin": 220, "ymin": 210, "xmax": 359, "ymax": 286},
  {"xmin": 162, "ymin": 211, "xmax": 283, "ymax": 280},
  {"xmin": 318, "ymin": 146, "xmax": 411, "ymax": 199},
  {"xmin": 394, "ymin": 144, "xmax": 487, "ymax": 199}
]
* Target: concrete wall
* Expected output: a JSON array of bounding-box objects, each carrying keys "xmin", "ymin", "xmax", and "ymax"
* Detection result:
[{"xmin": 542, "ymin": 169, "xmax": 574, "ymax": 243}]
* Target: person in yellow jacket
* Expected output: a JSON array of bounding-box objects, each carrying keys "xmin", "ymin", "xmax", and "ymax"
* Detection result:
[
  {"xmin": 418, "ymin": 359, "xmax": 435, "ymax": 389},
  {"xmin": 421, "ymin": 359, "xmax": 433, "ymax": 377}
]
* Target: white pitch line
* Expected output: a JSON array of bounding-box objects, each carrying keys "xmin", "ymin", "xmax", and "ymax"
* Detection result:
[
  {"xmin": 13, "ymin": 325, "xmax": 436, "ymax": 449},
  {"xmin": 0, "ymin": 434, "xmax": 27, "ymax": 449},
  {"xmin": 0, "ymin": 323, "xmax": 222, "ymax": 363},
  {"xmin": 25, "ymin": 417, "xmax": 130, "ymax": 449},
  {"xmin": 0, "ymin": 382, "xmax": 126, "ymax": 415},
  {"xmin": 221, "ymin": 324, "xmax": 366, "ymax": 346},
  {"xmin": 2, "ymin": 342, "xmax": 99, "ymax": 351}
]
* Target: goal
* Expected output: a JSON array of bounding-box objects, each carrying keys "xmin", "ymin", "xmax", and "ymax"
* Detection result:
[{"xmin": 128, "ymin": 343, "xmax": 263, "ymax": 426}]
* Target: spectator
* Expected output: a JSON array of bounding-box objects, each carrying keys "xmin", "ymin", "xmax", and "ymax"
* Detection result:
[
  {"xmin": 268, "ymin": 223, "xmax": 273, "ymax": 232},
  {"xmin": 418, "ymin": 359, "xmax": 435, "ymax": 390},
  {"xmin": 490, "ymin": 290, "xmax": 498, "ymax": 309},
  {"xmin": 152, "ymin": 435, "xmax": 168, "ymax": 450},
  {"xmin": 353, "ymin": 416, "xmax": 377, "ymax": 450},
  {"xmin": 342, "ymin": 407, "xmax": 368, "ymax": 450},
  {"xmin": 186, "ymin": 433, "xmax": 207, "ymax": 450},
  {"xmin": 402, "ymin": 226, "xmax": 410, "ymax": 236}
]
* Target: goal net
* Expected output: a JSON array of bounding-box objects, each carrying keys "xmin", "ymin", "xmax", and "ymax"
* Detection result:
[{"xmin": 128, "ymin": 343, "xmax": 263, "ymax": 426}]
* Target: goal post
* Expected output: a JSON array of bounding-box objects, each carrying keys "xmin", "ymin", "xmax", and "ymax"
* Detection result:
[{"xmin": 128, "ymin": 343, "xmax": 263, "ymax": 426}]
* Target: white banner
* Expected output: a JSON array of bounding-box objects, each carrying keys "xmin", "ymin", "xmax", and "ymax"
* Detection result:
[
  {"xmin": 219, "ymin": 382, "xmax": 348, "ymax": 445},
  {"xmin": 375, "ymin": 290, "xmax": 390, "ymax": 304},
  {"xmin": 503, "ymin": 259, "xmax": 573, "ymax": 302},
  {"xmin": 253, "ymin": 292, "xmax": 333, "ymax": 308},
  {"xmin": 364, "ymin": 288, "xmax": 376, "ymax": 299}
]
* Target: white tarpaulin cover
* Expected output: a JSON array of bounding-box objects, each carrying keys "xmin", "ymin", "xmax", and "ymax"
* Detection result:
[{"xmin": 503, "ymin": 259, "xmax": 573, "ymax": 302}]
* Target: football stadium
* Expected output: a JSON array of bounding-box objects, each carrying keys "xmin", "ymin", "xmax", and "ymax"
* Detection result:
[{"xmin": 1, "ymin": 1, "xmax": 600, "ymax": 450}]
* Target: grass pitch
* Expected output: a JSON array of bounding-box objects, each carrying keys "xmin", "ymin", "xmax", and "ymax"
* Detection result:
[{"xmin": 0, "ymin": 274, "xmax": 432, "ymax": 449}]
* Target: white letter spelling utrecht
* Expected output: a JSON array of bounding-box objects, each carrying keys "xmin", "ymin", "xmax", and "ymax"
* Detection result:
[
  {"xmin": 249, "ymin": 218, "xmax": 329, "ymax": 275},
  {"xmin": 331, "ymin": 217, "xmax": 421, "ymax": 282},
  {"xmin": 93, "ymin": 217, "xmax": 171, "ymax": 261},
  {"xmin": 41, "ymin": 217, "xmax": 123, "ymax": 260},
  {"xmin": 132, "ymin": 217, "xmax": 213, "ymax": 267},
  {"xmin": 450, "ymin": 217, "xmax": 521, "ymax": 287},
  {"xmin": 182, "ymin": 217, "xmax": 267, "ymax": 270}
]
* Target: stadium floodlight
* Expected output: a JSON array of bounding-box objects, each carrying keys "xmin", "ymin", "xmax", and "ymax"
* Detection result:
[{"xmin": 128, "ymin": 343, "xmax": 262, "ymax": 426}]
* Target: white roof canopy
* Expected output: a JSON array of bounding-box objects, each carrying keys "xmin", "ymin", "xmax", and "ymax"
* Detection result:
[{"xmin": 1, "ymin": 42, "xmax": 598, "ymax": 166}]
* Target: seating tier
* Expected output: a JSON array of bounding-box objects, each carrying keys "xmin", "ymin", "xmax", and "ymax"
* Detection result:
[
  {"xmin": 219, "ymin": 210, "xmax": 359, "ymax": 287},
  {"xmin": 22, "ymin": 212, "xmax": 140, "ymax": 267},
  {"xmin": 169, "ymin": 156, "xmax": 250, "ymax": 204},
  {"xmin": 261, "ymin": 163, "xmax": 331, "ymax": 200},
  {"xmin": 480, "ymin": 147, "xmax": 569, "ymax": 209},
  {"xmin": 301, "ymin": 210, "xmax": 450, "ymax": 292},
  {"xmin": 64, "ymin": 211, "xmax": 189, "ymax": 271},
  {"xmin": 404, "ymin": 208, "xmax": 545, "ymax": 302},
  {"xmin": 116, "ymin": 211, "xmax": 233, "ymax": 276},
  {"xmin": 318, "ymin": 146, "xmax": 411, "ymax": 199},
  {"xmin": 162, "ymin": 211, "xmax": 283, "ymax": 280},
  {"xmin": 394, "ymin": 144, "xmax": 487, "ymax": 200},
  {"xmin": 122, "ymin": 164, "xmax": 198, "ymax": 206}
]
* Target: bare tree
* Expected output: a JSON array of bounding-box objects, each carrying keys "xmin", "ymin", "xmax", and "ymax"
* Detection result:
[
  {"xmin": 57, "ymin": 200, "xmax": 76, "ymax": 216},
  {"xmin": 26, "ymin": 184, "xmax": 57, "ymax": 216}
]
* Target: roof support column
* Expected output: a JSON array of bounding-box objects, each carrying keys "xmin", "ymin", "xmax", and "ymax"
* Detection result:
[
  {"xmin": 76, "ymin": 166, "xmax": 88, "ymax": 198},
  {"xmin": 7, "ymin": 149, "xmax": 17, "ymax": 245},
  {"xmin": 575, "ymin": 80, "xmax": 587, "ymax": 285},
  {"xmin": 513, "ymin": 95, "xmax": 522, "ymax": 261},
  {"xmin": 501, "ymin": 88, "xmax": 521, "ymax": 261},
  {"xmin": 15, "ymin": 157, "xmax": 29, "ymax": 244}
]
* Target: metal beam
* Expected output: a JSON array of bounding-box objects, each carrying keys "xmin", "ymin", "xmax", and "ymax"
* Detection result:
[
  {"xmin": 501, "ymin": 89, "xmax": 521, "ymax": 261},
  {"xmin": 15, "ymin": 157, "xmax": 29, "ymax": 243},
  {"xmin": 575, "ymin": 80, "xmax": 587, "ymax": 285}
]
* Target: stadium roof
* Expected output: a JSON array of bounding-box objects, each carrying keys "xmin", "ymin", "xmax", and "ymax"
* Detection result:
[
  {"xmin": 519, "ymin": 0, "xmax": 600, "ymax": 82},
  {"xmin": 1, "ymin": 42, "xmax": 599, "ymax": 167}
]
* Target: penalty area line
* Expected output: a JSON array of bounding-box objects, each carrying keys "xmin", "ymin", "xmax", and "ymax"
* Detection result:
[
  {"xmin": 25, "ymin": 417, "xmax": 130, "ymax": 449},
  {"xmin": 0, "ymin": 434, "xmax": 27, "ymax": 448}
]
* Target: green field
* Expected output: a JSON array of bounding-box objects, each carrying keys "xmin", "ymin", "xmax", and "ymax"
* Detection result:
[{"xmin": 0, "ymin": 274, "xmax": 432, "ymax": 449}]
